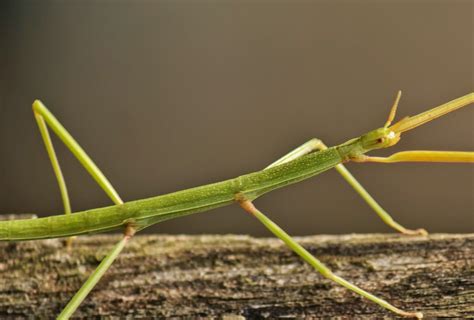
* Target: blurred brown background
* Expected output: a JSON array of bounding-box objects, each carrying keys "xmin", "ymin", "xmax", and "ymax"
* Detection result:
[{"xmin": 0, "ymin": 1, "xmax": 472, "ymax": 236}]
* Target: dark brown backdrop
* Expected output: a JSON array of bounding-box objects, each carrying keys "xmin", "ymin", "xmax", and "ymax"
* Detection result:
[{"xmin": 1, "ymin": 1, "xmax": 472, "ymax": 236}]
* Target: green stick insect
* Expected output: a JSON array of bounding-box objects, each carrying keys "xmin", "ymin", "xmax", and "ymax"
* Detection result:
[{"xmin": 1, "ymin": 92, "xmax": 473, "ymax": 318}]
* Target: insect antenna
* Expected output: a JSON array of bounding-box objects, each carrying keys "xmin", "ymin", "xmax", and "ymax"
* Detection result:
[{"xmin": 384, "ymin": 90, "xmax": 402, "ymax": 128}]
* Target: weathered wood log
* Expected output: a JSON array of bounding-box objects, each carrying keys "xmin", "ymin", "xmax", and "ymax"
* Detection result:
[{"xmin": 0, "ymin": 233, "xmax": 472, "ymax": 319}]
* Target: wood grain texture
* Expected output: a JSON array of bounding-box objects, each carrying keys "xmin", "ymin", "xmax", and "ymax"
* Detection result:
[{"xmin": 0, "ymin": 233, "xmax": 472, "ymax": 319}]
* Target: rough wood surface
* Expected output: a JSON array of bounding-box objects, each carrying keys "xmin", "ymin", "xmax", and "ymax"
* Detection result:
[{"xmin": 0, "ymin": 233, "xmax": 472, "ymax": 319}]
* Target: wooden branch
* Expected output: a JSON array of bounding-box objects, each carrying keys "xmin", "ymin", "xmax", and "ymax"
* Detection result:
[{"xmin": 1, "ymin": 233, "xmax": 472, "ymax": 318}]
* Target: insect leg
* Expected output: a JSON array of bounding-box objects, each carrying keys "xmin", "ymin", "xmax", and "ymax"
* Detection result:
[
  {"xmin": 33, "ymin": 100, "xmax": 124, "ymax": 246},
  {"xmin": 265, "ymin": 138, "xmax": 326, "ymax": 168},
  {"xmin": 33, "ymin": 104, "xmax": 72, "ymax": 216},
  {"xmin": 265, "ymin": 139, "xmax": 427, "ymax": 235},
  {"xmin": 353, "ymin": 150, "xmax": 474, "ymax": 163},
  {"xmin": 57, "ymin": 225, "xmax": 135, "ymax": 319},
  {"xmin": 239, "ymin": 200, "xmax": 423, "ymax": 319},
  {"xmin": 32, "ymin": 100, "xmax": 123, "ymax": 206}
]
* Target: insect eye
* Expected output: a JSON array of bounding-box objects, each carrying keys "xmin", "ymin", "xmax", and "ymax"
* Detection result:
[{"xmin": 377, "ymin": 138, "xmax": 385, "ymax": 143}]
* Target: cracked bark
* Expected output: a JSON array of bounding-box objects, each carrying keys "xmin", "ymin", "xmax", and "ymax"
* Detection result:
[{"xmin": 0, "ymin": 233, "xmax": 472, "ymax": 319}]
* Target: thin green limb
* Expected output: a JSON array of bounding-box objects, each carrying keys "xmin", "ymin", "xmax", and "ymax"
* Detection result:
[
  {"xmin": 32, "ymin": 100, "xmax": 123, "ymax": 205},
  {"xmin": 239, "ymin": 200, "xmax": 423, "ymax": 319},
  {"xmin": 33, "ymin": 101, "xmax": 129, "ymax": 316},
  {"xmin": 33, "ymin": 111, "xmax": 72, "ymax": 216},
  {"xmin": 356, "ymin": 150, "xmax": 474, "ymax": 163},
  {"xmin": 58, "ymin": 232, "xmax": 132, "ymax": 319},
  {"xmin": 266, "ymin": 138, "xmax": 426, "ymax": 235},
  {"xmin": 332, "ymin": 164, "xmax": 427, "ymax": 235},
  {"xmin": 265, "ymin": 138, "xmax": 325, "ymax": 169}
]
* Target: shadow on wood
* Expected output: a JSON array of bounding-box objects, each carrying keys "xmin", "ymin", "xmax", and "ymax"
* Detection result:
[{"xmin": 0, "ymin": 233, "xmax": 472, "ymax": 318}]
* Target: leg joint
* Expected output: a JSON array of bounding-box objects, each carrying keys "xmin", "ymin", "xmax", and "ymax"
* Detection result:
[{"xmin": 124, "ymin": 223, "xmax": 136, "ymax": 239}]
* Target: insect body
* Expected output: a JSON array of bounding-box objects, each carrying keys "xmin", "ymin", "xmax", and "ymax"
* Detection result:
[{"xmin": 1, "ymin": 92, "xmax": 473, "ymax": 318}]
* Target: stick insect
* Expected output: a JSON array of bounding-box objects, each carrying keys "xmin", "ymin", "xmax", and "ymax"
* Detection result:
[{"xmin": 1, "ymin": 92, "xmax": 473, "ymax": 319}]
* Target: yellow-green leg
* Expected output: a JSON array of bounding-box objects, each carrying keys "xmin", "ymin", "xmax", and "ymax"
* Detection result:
[
  {"xmin": 33, "ymin": 100, "xmax": 123, "ymax": 246},
  {"xmin": 32, "ymin": 100, "xmax": 131, "ymax": 319},
  {"xmin": 266, "ymin": 138, "xmax": 427, "ymax": 235},
  {"xmin": 57, "ymin": 225, "xmax": 135, "ymax": 320},
  {"xmin": 353, "ymin": 150, "xmax": 474, "ymax": 164},
  {"xmin": 33, "ymin": 103, "xmax": 73, "ymax": 245},
  {"xmin": 32, "ymin": 100, "xmax": 123, "ymax": 209},
  {"xmin": 239, "ymin": 200, "xmax": 423, "ymax": 318}
]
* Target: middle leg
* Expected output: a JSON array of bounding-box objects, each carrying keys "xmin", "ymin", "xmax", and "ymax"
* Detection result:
[
  {"xmin": 239, "ymin": 199, "xmax": 423, "ymax": 319},
  {"xmin": 265, "ymin": 138, "xmax": 427, "ymax": 235}
]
